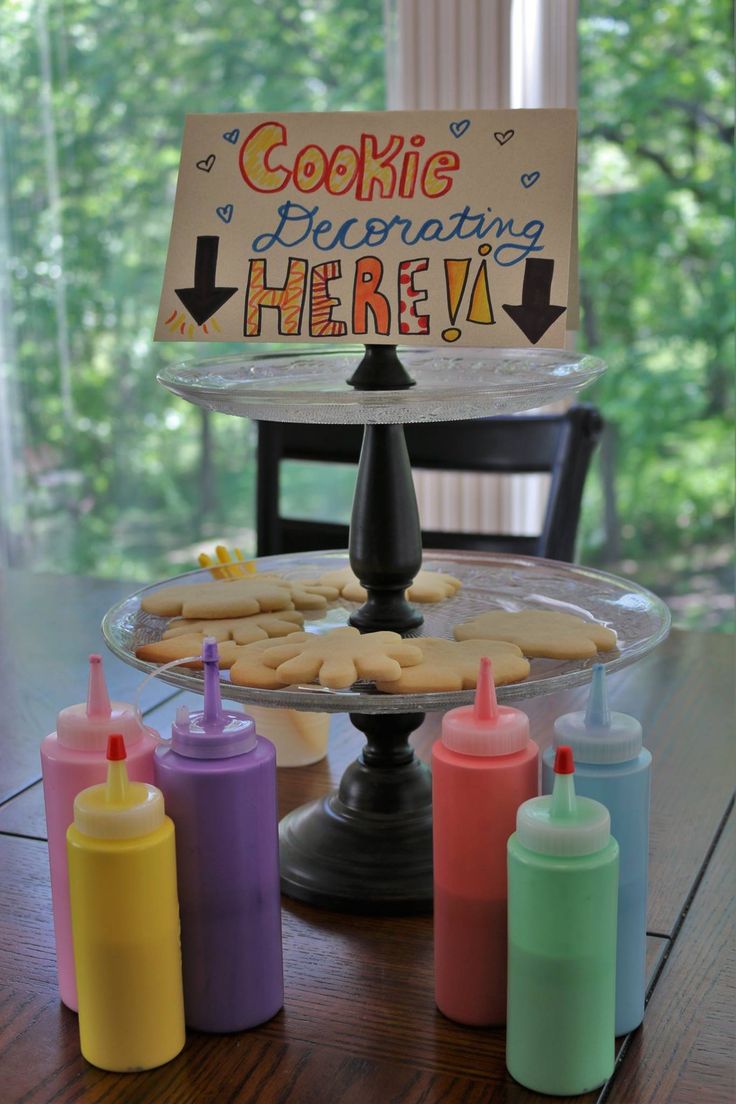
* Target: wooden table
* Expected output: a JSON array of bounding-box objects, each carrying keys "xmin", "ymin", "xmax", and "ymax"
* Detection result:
[{"xmin": 1, "ymin": 571, "xmax": 733, "ymax": 1103}]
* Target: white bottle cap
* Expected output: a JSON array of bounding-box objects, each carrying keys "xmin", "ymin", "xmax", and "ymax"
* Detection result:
[
  {"xmin": 516, "ymin": 746, "xmax": 611, "ymax": 857},
  {"xmin": 442, "ymin": 657, "xmax": 530, "ymax": 757},
  {"xmin": 554, "ymin": 664, "xmax": 643, "ymax": 764},
  {"xmin": 72, "ymin": 734, "xmax": 165, "ymax": 840}
]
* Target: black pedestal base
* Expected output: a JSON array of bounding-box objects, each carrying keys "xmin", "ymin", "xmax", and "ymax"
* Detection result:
[{"xmin": 279, "ymin": 712, "xmax": 433, "ymax": 914}]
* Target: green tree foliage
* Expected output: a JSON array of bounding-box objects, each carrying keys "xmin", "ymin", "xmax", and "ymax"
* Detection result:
[
  {"xmin": 1, "ymin": 0, "xmax": 385, "ymax": 577},
  {"xmin": 577, "ymin": 0, "xmax": 734, "ymax": 614}
]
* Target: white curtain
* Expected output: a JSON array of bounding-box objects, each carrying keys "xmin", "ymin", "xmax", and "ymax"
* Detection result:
[{"xmin": 387, "ymin": 0, "xmax": 577, "ymax": 539}]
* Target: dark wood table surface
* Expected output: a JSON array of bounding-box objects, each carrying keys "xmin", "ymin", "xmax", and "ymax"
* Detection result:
[{"xmin": 1, "ymin": 571, "xmax": 734, "ymax": 1104}]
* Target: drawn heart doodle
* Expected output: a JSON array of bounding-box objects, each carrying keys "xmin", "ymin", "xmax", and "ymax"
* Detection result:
[
  {"xmin": 196, "ymin": 154, "xmax": 216, "ymax": 173},
  {"xmin": 521, "ymin": 171, "xmax": 540, "ymax": 189},
  {"xmin": 449, "ymin": 119, "xmax": 470, "ymax": 139},
  {"xmin": 494, "ymin": 130, "xmax": 514, "ymax": 146},
  {"xmin": 216, "ymin": 204, "xmax": 234, "ymax": 224},
  {"xmin": 222, "ymin": 128, "xmax": 240, "ymax": 144}
]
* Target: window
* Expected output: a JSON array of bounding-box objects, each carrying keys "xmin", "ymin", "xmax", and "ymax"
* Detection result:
[
  {"xmin": 1, "ymin": 0, "xmax": 386, "ymax": 578},
  {"xmin": 577, "ymin": 0, "xmax": 734, "ymax": 630}
]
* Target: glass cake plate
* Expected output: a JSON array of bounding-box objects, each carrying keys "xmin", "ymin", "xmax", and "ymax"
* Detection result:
[
  {"xmin": 102, "ymin": 550, "xmax": 670, "ymax": 715},
  {"xmin": 157, "ymin": 346, "xmax": 606, "ymax": 424}
]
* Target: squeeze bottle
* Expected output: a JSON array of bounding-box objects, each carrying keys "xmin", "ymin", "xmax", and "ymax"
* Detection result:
[
  {"xmin": 40, "ymin": 654, "xmax": 158, "ymax": 1010},
  {"xmin": 154, "ymin": 637, "xmax": 283, "ymax": 1032},
  {"xmin": 432, "ymin": 657, "xmax": 538, "ymax": 1025},
  {"xmin": 542, "ymin": 663, "xmax": 651, "ymax": 1034},
  {"xmin": 506, "ymin": 746, "xmax": 619, "ymax": 1095},
  {"xmin": 67, "ymin": 735, "xmax": 185, "ymax": 1071}
]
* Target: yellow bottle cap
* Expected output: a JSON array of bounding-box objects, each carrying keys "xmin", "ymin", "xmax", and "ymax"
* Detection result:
[{"xmin": 73, "ymin": 734, "xmax": 165, "ymax": 840}]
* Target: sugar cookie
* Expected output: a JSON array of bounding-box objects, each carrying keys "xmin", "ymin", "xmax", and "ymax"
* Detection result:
[
  {"xmin": 135, "ymin": 636, "xmax": 245, "ymax": 667},
  {"xmin": 374, "ymin": 637, "xmax": 530, "ymax": 693},
  {"xmin": 315, "ymin": 565, "xmax": 462, "ymax": 603},
  {"xmin": 247, "ymin": 626, "xmax": 423, "ymax": 690},
  {"xmin": 162, "ymin": 611, "xmax": 305, "ymax": 644},
  {"xmin": 453, "ymin": 610, "xmax": 617, "ymax": 659},
  {"xmin": 141, "ymin": 576, "xmax": 339, "ymax": 620},
  {"xmin": 229, "ymin": 634, "xmax": 314, "ymax": 689}
]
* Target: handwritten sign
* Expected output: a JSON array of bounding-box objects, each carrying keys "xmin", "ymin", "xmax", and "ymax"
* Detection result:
[{"xmin": 156, "ymin": 110, "xmax": 577, "ymax": 348}]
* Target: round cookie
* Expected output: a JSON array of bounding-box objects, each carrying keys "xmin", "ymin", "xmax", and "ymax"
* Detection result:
[
  {"xmin": 374, "ymin": 638, "xmax": 530, "ymax": 693},
  {"xmin": 453, "ymin": 609, "xmax": 617, "ymax": 659},
  {"xmin": 254, "ymin": 626, "xmax": 424, "ymax": 690}
]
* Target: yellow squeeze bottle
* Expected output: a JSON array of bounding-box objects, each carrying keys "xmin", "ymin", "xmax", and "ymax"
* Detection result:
[{"xmin": 67, "ymin": 734, "xmax": 185, "ymax": 1072}]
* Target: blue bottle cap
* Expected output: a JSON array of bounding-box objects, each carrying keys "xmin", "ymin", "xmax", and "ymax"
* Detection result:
[
  {"xmin": 553, "ymin": 665, "xmax": 643, "ymax": 764},
  {"xmin": 170, "ymin": 638, "xmax": 257, "ymax": 759}
]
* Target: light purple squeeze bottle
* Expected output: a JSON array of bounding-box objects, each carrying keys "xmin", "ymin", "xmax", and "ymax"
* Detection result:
[{"xmin": 154, "ymin": 637, "xmax": 283, "ymax": 1033}]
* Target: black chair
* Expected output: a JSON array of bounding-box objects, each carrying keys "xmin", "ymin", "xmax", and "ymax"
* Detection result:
[{"xmin": 256, "ymin": 404, "xmax": 603, "ymax": 563}]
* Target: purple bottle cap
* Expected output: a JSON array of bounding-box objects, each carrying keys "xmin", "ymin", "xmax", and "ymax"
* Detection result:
[{"xmin": 171, "ymin": 637, "xmax": 257, "ymax": 759}]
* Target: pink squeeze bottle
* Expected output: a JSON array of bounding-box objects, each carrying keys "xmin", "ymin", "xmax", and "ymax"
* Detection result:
[
  {"xmin": 40, "ymin": 654, "xmax": 159, "ymax": 1011},
  {"xmin": 432, "ymin": 658, "xmax": 539, "ymax": 1025}
]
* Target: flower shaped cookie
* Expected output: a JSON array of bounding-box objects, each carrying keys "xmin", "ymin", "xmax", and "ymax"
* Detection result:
[
  {"xmin": 162, "ymin": 611, "xmax": 305, "ymax": 644},
  {"xmin": 453, "ymin": 610, "xmax": 618, "ymax": 659},
  {"xmin": 141, "ymin": 575, "xmax": 338, "ymax": 619},
  {"xmin": 374, "ymin": 637, "xmax": 530, "ymax": 693},
  {"xmin": 316, "ymin": 566, "xmax": 462, "ymax": 603},
  {"xmin": 234, "ymin": 626, "xmax": 423, "ymax": 690}
]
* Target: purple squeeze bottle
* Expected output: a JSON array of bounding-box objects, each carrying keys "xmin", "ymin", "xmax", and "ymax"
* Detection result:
[{"xmin": 154, "ymin": 637, "xmax": 284, "ymax": 1032}]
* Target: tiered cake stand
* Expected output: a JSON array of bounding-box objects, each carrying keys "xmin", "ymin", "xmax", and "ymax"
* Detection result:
[{"xmin": 103, "ymin": 345, "xmax": 670, "ymax": 914}]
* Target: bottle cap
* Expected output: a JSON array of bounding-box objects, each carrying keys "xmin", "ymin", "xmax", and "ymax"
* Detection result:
[
  {"xmin": 73, "ymin": 734, "xmax": 165, "ymax": 839},
  {"xmin": 516, "ymin": 745, "xmax": 611, "ymax": 856},
  {"xmin": 553, "ymin": 664, "xmax": 643, "ymax": 764},
  {"xmin": 56, "ymin": 654, "xmax": 150, "ymax": 752},
  {"xmin": 170, "ymin": 638, "xmax": 257, "ymax": 759},
  {"xmin": 441, "ymin": 657, "xmax": 530, "ymax": 756}
]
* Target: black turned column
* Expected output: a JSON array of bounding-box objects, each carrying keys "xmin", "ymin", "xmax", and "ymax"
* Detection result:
[
  {"xmin": 278, "ymin": 711, "xmax": 433, "ymax": 913},
  {"xmin": 278, "ymin": 345, "xmax": 434, "ymax": 914},
  {"xmin": 347, "ymin": 345, "xmax": 423, "ymax": 633}
]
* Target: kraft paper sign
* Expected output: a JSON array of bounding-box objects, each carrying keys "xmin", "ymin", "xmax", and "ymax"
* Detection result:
[{"xmin": 156, "ymin": 109, "xmax": 577, "ymax": 348}]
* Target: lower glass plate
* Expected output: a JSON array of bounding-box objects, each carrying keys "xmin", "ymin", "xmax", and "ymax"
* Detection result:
[{"xmin": 102, "ymin": 550, "xmax": 670, "ymax": 715}]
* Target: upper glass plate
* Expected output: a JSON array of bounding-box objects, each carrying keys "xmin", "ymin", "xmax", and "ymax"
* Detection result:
[
  {"xmin": 102, "ymin": 550, "xmax": 670, "ymax": 715},
  {"xmin": 157, "ymin": 346, "xmax": 605, "ymax": 424}
]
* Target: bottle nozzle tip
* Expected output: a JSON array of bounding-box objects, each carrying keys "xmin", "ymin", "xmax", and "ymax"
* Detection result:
[
  {"xmin": 87, "ymin": 653, "xmax": 112, "ymax": 719},
  {"xmin": 585, "ymin": 663, "xmax": 611, "ymax": 727},
  {"xmin": 106, "ymin": 734, "xmax": 127, "ymax": 761},
  {"xmin": 554, "ymin": 745, "xmax": 575, "ymax": 774},
  {"xmin": 473, "ymin": 656, "xmax": 498, "ymax": 722}
]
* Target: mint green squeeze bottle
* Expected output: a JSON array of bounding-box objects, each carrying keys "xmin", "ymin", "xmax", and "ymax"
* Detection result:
[{"xmin": 506, "ymin": 746, "xmax": 619, "ymax": 1096}]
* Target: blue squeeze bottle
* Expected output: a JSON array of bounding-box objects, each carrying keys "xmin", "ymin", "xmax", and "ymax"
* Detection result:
[{"xmin": 542, "ymin": 664, "xmax": 651, "ymax": 1034}]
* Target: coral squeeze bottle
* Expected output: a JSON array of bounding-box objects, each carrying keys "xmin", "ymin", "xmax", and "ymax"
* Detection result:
[
  {"xmin": 542, "ymin": 664, "xmax": 651, "ymax": 1034},
  {"xmin": 40, "ymin": 654, "xmax": 158, "ymax": 1010},
  {"xmin": 154, "ymin": 637, "xmax": 284, "ymax": 1032},
  {"xmin": 432, "ymin": 657, "xmax": 538, "ymax": 1025},
  {"xmin": 506, "ymin": 746, "xmax": 619, "ymax": 1095},
  {"xmin": 67, "ymin": 735, "xmax": 185, "ymax": 1071}
]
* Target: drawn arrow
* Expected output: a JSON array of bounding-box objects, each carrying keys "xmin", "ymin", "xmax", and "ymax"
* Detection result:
[
  {"xmin": 502, "ymin": 258, "xmax": 566, "ymax": 344},
  {"xmin": 175, "ymin": 236, "xmax": 238, "ymax": 326}
]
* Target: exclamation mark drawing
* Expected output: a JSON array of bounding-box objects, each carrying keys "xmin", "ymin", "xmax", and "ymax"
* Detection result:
[
  {"xmin": 442, "ymin": 259, "xmax": 470, "ymax": 343},
  {"xmin": 441, "ymin": 245, "xmax": 495, "ymax": 343}
]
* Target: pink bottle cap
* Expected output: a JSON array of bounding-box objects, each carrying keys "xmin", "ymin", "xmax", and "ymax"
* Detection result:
[
  {"xmin": 441, "ymin": 657, "xmax": 530, "ymax": 757},
  {"xmin": 56, "ymin": 654, "xmax": 147, "ymax": 751}
]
